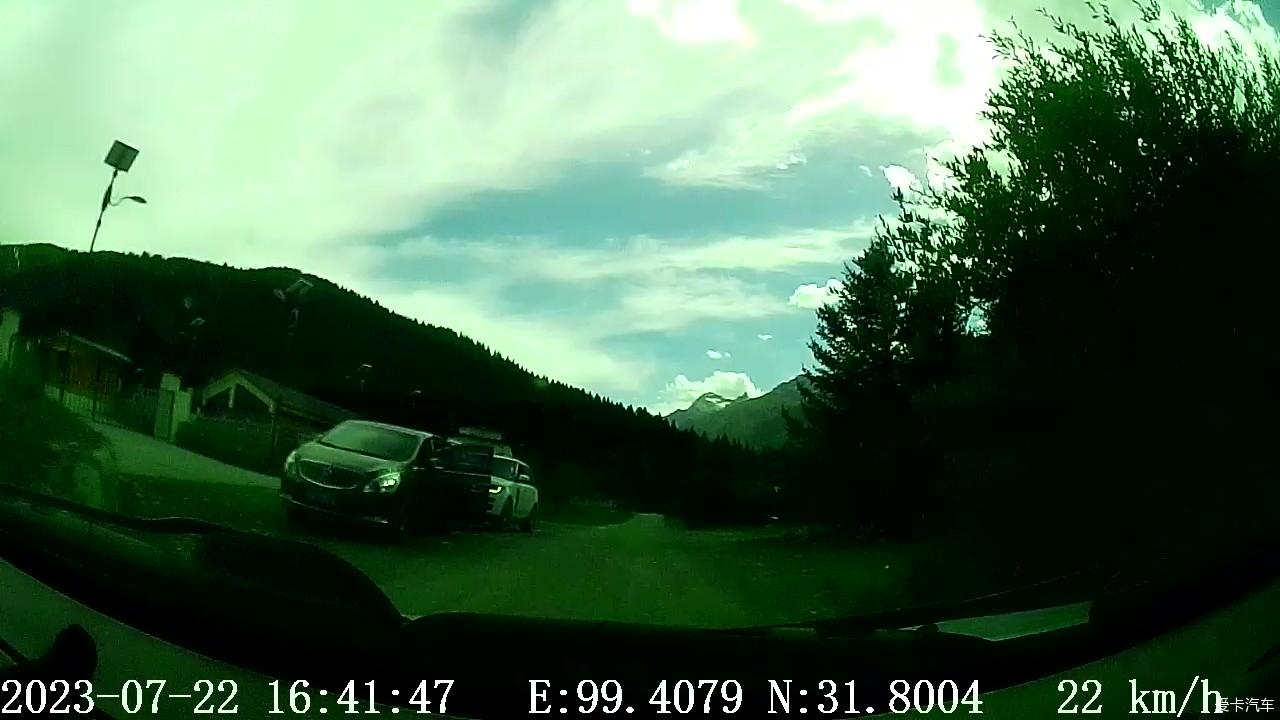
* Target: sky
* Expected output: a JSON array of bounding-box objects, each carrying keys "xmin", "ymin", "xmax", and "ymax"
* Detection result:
[{"xmin": 2, "ymin": 0, "xmax": 1276, "ymax": 414}]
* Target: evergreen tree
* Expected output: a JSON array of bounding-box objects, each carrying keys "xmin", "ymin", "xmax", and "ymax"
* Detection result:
[
  {"xmin": 794, "ymin": 237, "xmax": 920, "ymax": 534},
  {"xmin": 802, "ymin": 237, "xmax": 911, "ymax": 430}
]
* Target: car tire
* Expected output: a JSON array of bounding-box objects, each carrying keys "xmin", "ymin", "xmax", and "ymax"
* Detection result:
[
  {"xmin": 387, "ymin": 506, "xmax": 411, "ymax": 543},
  {"xmin": 495, "ymin": 499, "xmax": 514, "ymax": 531},
  {"xmin": 520, "ymin": 504, "xmax": 538, "ymax": 533}
]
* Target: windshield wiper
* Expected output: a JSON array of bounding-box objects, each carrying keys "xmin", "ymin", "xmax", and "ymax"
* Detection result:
[{"xmin": 0, "ymin": 481, "xmax": 233, "ymax": 535}]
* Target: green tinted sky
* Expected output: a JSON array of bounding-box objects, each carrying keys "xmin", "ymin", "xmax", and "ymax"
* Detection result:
[{"xmin": 1, "ymin": 0, "xmax": 1275, "ymax": 411}]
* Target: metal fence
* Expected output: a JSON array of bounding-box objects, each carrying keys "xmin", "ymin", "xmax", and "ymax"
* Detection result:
[{"xmin": 44, "ymin": 382, "xmax": 173, "ymax": 438}]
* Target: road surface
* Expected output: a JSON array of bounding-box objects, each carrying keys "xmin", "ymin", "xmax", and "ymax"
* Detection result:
[
  {"xmin": 304, "ymin": 514, "xmax": 912, "ymax": 627},
  {"xmin": 90, "ymin": 422, "xmax": 914, "ymax": 627}
]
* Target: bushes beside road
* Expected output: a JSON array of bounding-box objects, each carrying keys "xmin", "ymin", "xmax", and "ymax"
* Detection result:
[
  {"xmin": 0, "ymin": 365, "xmax": 102, "ymax": 476},
  {"xmin": 174, "ymin": 415, "xmax": 276, "ymax": 475},
  {"xmin": 0, "ymin": 363, "xmax": 120, "ymax": 509}
]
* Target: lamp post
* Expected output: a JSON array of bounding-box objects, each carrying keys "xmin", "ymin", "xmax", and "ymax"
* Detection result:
[{"xmin": 89, "ymin": 140, "xmax": 146, "ymax": 253}]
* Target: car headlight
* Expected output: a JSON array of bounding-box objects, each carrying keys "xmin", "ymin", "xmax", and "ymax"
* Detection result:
[
  {"xmin": 488, "ymin": 485, "xmax": 503, "ymax": 494},
  {"xmin": 364, "ymin": 471, "xmax": 402, "ymax": 493}
]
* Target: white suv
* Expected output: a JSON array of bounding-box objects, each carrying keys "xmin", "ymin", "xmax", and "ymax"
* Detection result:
[
  {"xmin": 439, "ymin": 446, "xmax": 539, "ymax": 532},
  {"xmin": 485, "ymin": 455, "xmax": 539, "ymax": 532}
]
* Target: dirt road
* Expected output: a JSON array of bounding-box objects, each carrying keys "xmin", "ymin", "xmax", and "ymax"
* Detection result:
[
  {"xmin": 306, "ymin": 513, "xmax": 913, "ymax": 627},
  {"xmin": 95, "ymin": 421, "xmax": 916, "ymax": 628}
]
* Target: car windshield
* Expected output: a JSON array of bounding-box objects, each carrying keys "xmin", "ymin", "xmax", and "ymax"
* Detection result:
[
  {"xmin": 319, "ymin": 422, "xmax": 421, "ymax": 462},
  {"xmin": 2, "ymin": 0, "xmax": 1278, "ymax": 692}
]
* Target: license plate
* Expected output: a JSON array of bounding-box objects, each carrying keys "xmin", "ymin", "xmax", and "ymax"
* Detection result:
[{"xmin": 305, "ymin": 487, "xmax": 335, "ymax": 506}]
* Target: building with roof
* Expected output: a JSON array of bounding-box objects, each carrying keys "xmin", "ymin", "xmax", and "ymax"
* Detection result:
[
  {"xmin": 188, "ymin": 368, "xmax": 358, "ymax": 471},
  {"xmin": 0, "ymin": 306, "xmax": 189, "ymax": 440},
  {"xmin": 198, "ymin": 367, "xmax": 355, "ymax": 433}
]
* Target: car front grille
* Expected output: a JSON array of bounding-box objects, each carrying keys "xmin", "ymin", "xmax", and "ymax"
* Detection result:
[{"xmin": 299, "ymin": 460, "xmax": 364, "ymax": 489}]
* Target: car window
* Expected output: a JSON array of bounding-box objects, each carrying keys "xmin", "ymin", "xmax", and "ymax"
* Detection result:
[
  {"xmin": 491, "ymin": 458, "xmax": 519, "ymax": 480},
  {"xmin": 437, "ymin": 446, "xmax": 487, "ymax": 473}
]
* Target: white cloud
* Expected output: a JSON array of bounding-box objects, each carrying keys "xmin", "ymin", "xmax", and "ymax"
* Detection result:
[
  {"xmin": 366, "ymin": 279, "xmax": 656, "ymax": 396},
  {"xmin": 788, "ymin": 278, "xmax": 843, "ymax": 309},
  {"xmin": 883, "ymin": 164, "xmax": 922, "ymax": 194},
  {"xmin": 775, "ymin": 152, "xmax": 808, "ymax": 170},
  {"xmin": 653, "ymin": 370, "xmax": 763, "ymax": 414},
  {"xmin": 4, "ymin": 0, "xmax": 1267, "ymax": 260},
  {"xmin": 1189, "ymin": 0, "xmax": 1279, "ymax": 61},
  {"xmin": 627, "ymin": 0, "xmax": 756, "ymax": 47},
  {"xmin": 391, "ymin": 221, "xmax": 876, "ymax": 283},
  {"xmin": 859, "ymin": 165, "xmax": 874, "ymax": 177},
  {"xmin": 607, "ymin": 275, "xmax": 785, "ymax": 335},
  {"xmin": 379, "ymin": 222, "xmax": 873, "ymax": 345},
  {"xmin": 757, "ymin": 333, "xmax": 774, "ymax": 341},
  {"xmin": 706, "ymin": 349, "xmax": 730, "ymax": 359}
]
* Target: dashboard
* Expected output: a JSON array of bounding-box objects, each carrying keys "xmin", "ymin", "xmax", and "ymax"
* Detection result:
[{"xmin": 3, "ymin": 553, "xmax": 1277, "ymax": 719}]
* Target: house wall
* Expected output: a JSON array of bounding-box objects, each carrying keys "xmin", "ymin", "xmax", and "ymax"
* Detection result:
[
  {"xmin": 58, "ymin": 345, "xmax": 125, "ymax": 399},
  {"xmin": 161, "ymin": 372, "xmax": 194, "ymax": 441}
]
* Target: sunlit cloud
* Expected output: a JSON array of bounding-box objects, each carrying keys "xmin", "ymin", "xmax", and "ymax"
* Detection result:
[
  {"xmin": 653, "ymin": 370, "xmax": 762, "ymax": 414},
  {"xmin": 788, "ymin": 279, "xmax": 843, "ymax": 309}
]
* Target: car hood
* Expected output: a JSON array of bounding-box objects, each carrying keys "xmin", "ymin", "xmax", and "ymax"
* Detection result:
[{"xmin": 293, "ymin": 442, "xmax": 408, "ymax": 474}]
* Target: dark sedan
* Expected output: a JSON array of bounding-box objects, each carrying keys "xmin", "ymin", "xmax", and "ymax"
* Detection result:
[{"xmin": 279, "ymin": 420, "xmax": 453, "ymax": 540}]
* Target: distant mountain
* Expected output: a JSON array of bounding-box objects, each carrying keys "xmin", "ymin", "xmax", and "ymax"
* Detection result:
[
  {"xmin": 666, "ymin": 376, "xmax": 808, "ymax": 449},
  {"xmin": 666, "ymin": 391, "xmax": 747, "ymax": 428}
]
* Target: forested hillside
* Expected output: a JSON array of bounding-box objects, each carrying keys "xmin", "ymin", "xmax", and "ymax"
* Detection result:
[{"xmin": 0, "ymin": 244, "xmax": 771, "ymax": 521}]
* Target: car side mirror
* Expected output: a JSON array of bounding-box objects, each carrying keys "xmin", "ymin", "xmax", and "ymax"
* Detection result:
[
  {"xmin": 428, "ymin": 457, "xmax": 444, "ymax": 470},
  {"xmin": 518, "ymin": 474, "xmax": 531, "ymax": 484}
]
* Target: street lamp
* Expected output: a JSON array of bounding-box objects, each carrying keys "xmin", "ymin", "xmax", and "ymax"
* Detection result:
[
  {"xmin": 89, "ymin": 140, "xmax": 146, "ymax": 253},
  {"xmin": 356, "ymin": 363, "xmax": 373, "ymax": 392}
]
